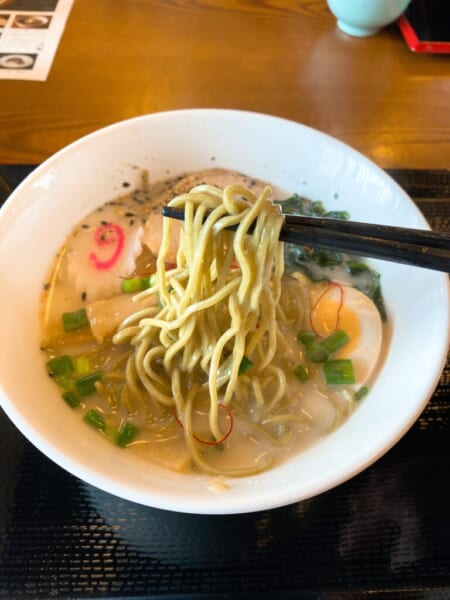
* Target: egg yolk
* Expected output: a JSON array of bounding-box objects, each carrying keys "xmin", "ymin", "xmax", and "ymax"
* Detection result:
[{"xmin": 310, "ymin": 298, "xmax": 361, "ymax": 357}]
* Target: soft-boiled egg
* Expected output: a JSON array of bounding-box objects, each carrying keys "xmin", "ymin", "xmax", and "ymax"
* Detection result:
[{"xmin": 309, "ymin": 282, "xmax": 383, "ymax": 387}]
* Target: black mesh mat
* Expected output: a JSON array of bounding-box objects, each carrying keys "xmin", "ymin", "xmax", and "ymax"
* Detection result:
[{"xmin": 0, "ymin": 166, "xmax": 449, "ymax": 600}]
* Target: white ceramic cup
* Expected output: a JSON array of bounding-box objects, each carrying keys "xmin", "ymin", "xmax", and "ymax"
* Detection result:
[{"xmin": 326, "ymin": 0, "xmax": 411, "ymax": 37}]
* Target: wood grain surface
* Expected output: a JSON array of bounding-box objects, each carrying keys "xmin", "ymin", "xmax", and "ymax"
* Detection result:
[{"xmin": 0, "ymin": 0, "xmax": 448, "ymax": 167}]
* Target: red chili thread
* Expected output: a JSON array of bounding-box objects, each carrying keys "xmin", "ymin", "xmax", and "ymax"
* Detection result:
[
  {"xmin": 173, "ymin": 403, "xmax": 234, "ymax": 446},
  {"xmin": 89, "ymin": 223, "xmax": 125, "ymax": 270},
  {"xmin": 309, "ymin": 282, "xmax": 344, "ymax": 336}
]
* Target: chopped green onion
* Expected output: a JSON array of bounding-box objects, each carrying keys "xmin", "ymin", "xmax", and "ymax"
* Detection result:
[
  {"xmin": 141, "ymin": 273, "xmax": 157, "ymax": 289},
  {"xmin": 354, "ymin": 386, "xmax": 369, "ymax": 401},
  {"xmin": 121, "ymin": 277, "xmax": 143, "ymax": 293},
  {"xmin": 75, "ymin": 372, "xmax": 102, "ymax": 397},
  {"xmin": 46, "ymin": 354, "xmax": 74, "ymax": 376},
  {"xmin": 323, "ymin": 359, "xmax": 355, "ymax": 385},
  {"xmin": 297, "ymin": 330, "xmax": 316, "ymax": 346},
  {"xmin": 84, "ymin": 409, "xmax": 106, "ymax": 431},
  {"xmin": 115, "ymin": 421, "xmax": 139, "ymax": 447},
  {"xmin": 62, "ymin": 391, "xmax": 79, "ymax": 408},
  {"xmin": 305, "ymin": 341, "xmax": 329, "ymax": 363},
  {"xmin": 62, "ymin": 308, "xmax": 89, "ymax": 332},
  {"xmin": 294, "ymin": 365, "xmax": 309, "ymax": 383},
  {"xmin": 74, "ymin": 355, "xmax": 91, "ymax": 376},
  {"xmin": 238, "ymin": 355, "xmax": 254, "ymax": 375},
  {"xmin": 321, "ymin": 329, "xmax": 350, "ymax": 354},
  {"xmin": 55, "ymin": 374, "xmax": 75, "ymax": 392}
]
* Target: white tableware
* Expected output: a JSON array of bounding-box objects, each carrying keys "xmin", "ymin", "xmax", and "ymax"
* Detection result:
[
  {"xmin": 327, "ymin": 0, "xmax": 411, "ymax": 37},
  {"xmin": 0, "ymin": 109, "xmax": 448, "ymax": 514}
]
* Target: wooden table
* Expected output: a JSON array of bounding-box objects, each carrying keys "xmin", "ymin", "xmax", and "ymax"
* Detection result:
[{"xmin": 0, "ymin": 0, "xmax": 449, "ymax": 168}]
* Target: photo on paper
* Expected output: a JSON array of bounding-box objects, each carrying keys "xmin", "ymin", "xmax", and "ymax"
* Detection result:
[
  {"xmin": 13, "ymin": 14, "xmax": 52, "ymax": 28},
  {"xmin": 0, "ymin": 0, "xmax": 59, "ymax": 11},
  {"xmin": 0, "ymin": 52, "xmax": 36, "ymax": 68}
]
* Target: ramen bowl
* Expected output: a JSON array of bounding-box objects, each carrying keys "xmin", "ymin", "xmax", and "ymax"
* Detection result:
[{"xmin": 0, "ymin": 110, "xmax": 448, "ymax": 514}]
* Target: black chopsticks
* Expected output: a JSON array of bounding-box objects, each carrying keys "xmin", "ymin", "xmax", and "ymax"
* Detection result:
[{"xmin": 161, "ymin": 206, "xmax": 450, "ymax": 273}]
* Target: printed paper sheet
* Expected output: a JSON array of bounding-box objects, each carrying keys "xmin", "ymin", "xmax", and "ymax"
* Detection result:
[{"xmin": 0, "ymin": 0, "xmax": 73, "ymax": 81}]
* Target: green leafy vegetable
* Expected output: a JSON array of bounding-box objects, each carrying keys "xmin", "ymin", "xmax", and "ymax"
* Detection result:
[{"xmin": 278, "ymin": 192, "xmax": 387, "ymax": 321}]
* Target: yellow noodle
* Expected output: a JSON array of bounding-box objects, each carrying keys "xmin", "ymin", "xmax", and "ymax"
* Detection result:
[{"xmin": 112, "ymin": 183, "xmax": 292, "ymax": 476}]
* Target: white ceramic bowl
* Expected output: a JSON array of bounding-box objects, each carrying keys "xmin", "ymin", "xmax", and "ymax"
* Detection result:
[{"xmin": 0, "ymin": 110, "xmax": 448, "ymax": 514}]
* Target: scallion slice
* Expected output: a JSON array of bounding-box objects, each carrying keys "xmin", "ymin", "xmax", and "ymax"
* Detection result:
[
  {"xmin": 62, "ymin": 391, "xmax": 79, "ymax": 408},
  {"xmin": 46, "ymin": 354, "xmax": 74, "ymax": 377},
  {"xmin": 354, "ymin": 386, "xmax": 369, "ymax": 401},
  {"xmin": 121, "ymin": 277, "xmax": 143, "ymax": 293},
  {"xmin": 321, "ymin": 329, "xmax": 350, "ymax": 354},
  {"xmin": 323, "ymin": 359, "xmax": 355, "ymax": 385},
  {"xmin": 238, "ymin": 355, "xmax": 254, "ymax": 375},
  {"xmin": 116, "ymin": 421, "xmax": 139, "ymax": 447},
  {"xmin": 297, "ymin": 330, "xmax": 316, "ymax": 346},
  {"xmin": 84, "ymin": 409, "xmax": 106, "ymax": 431},
  {"xmin": 62, "ymin": 308, "xmax": 89, "ymax": 332},
  {"xmin": 305, "ymin": 341, "xmax": 329, "ymax": 363},
  {"xmin": 294, "ymin": 365, "xmax": 309, "ymax": 383},
  {"xmin": 141, "ymin": 274, "xmax": 157, "ymax": 289},
  {"xmin": 74, "ymin": 355, "xmax": 91, "ymax": 376},
  {"xmin": 75, "ymin": 372, "xmax": 102, "ymax": 397}
]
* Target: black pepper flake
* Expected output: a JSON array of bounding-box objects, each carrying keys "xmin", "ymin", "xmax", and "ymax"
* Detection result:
[
  {"xmin": 44, "ymin": 282, "xmax": 50, "ymax": 290},
  {"xmin": 129, "ymin": 219, "xmax": 135, "ymax": 226},
  {"xmin": 125, "ymin": 212, "xmax": 135, "ymax": 217},
  {"xmin": 100, "ymin": 220, "xmax": 109, "ymax": 226},
  {"xmin": 81, "ymin": 224, "xmax": 90, "ymax": 229},
  {"xmin": 81, "ymin": 291, "xmax": 87, "ymax": 302},
  {"xmin": 122, "ymin": 181, "xmax": 131, "ymax": 188},
  {"xmin": 250, "ymin": 180, "xmax": 256, "ymax": 187}
]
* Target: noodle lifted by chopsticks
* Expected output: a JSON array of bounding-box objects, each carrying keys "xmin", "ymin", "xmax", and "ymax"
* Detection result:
[{"xmin": 114, "ymin": 183, "xmax": 289, "ymax": 475}]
